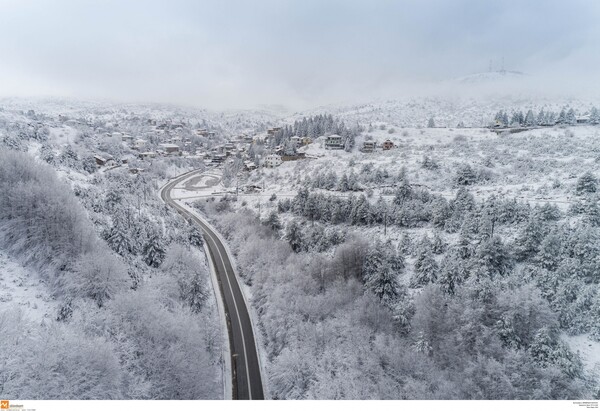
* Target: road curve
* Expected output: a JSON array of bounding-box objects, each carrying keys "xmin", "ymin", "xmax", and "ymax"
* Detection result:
[{"xmin": 160, "ymin": 170, "xmax": 264, "ymax": 400}]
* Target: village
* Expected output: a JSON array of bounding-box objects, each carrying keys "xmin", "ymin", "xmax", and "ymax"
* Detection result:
[{"xmin": 88, "ymin": 115, "xmax": 402, "ymax": 176}]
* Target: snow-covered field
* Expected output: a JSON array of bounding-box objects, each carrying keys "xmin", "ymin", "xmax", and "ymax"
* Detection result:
[{"xmin": 0, "ymin": 250, "xmax": 56, "ymax": 323}]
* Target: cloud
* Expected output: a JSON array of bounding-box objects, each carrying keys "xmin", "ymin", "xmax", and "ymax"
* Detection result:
[{"xmin": 0, "ymin": 0, "xmax": 598, "ymax": 109}]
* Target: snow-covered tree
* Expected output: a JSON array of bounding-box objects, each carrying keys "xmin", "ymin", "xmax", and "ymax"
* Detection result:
[
  {"xmin": 143, "ymin": 231, "xmax": 166, "ymax": 268},
  {"xmin": 411, "ymin": 239, "xmax": 438, "ymax": 287},
  {"xmin": 576, "ymin": 172, "xmax": 597, "ymax": 195},
  {"xmin": 455, "ymin": 164, "xmax": 477, "ymax": 186}
]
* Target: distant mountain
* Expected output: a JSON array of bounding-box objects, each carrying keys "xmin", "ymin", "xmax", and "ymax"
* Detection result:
[{"xmin": 453, "ymin": 70, "xmax": 527, "ymax": 85}]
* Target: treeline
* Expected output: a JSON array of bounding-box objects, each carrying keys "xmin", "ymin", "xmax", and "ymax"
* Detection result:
[
  {"xmin": 493, "ymin": 106, "xmax": 600, "ymax": 127},
  {"xmin": 306, "ymin": 162, "xmax": 392, "ymax": 191},
  {"xmin": 279, "ymin": 180, "xmax": 530, "ymax": 230},
  {"xmin": 277, "ymin": 171, "xmax": 600, "ymax": 339},
  {"xmin": 269, "ymin": 114, "xmax": 362, "ymax": 152}
]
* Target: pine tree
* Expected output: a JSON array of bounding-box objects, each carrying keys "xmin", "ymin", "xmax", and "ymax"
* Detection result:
[
  {"xmin": 143, "ymin": 234, "xmax": 166, "ymax": 268},
  {"xmin": 515, "ymin": 216, "xmax": 545, "ymax": 261},
  {"xmin": 455, "ymin": 164, "xmax": 477, "ymax": 186},
  {"xmin": 431, "ymin": 231, "xmax": 446, "ymax": 254},
  {"xmin": 106, "ymin": 223, "xmax": 131, "ymax": 256},
  {"xmin": 182, "ymin": 272, "xmax": 208, "ymax": 313},
  {"xmin": 412, "ymin": 238, "xmax": 438, "ymax": 287},
  {"xmin": 399, "ymin": 234, "xmax": 412, "ymax": 255},
  {"xmin": 286, "ymin": 220, "xmax": 303, "ymax": 252},
  {"xmin": 556, "ymin": 109, "xmax": 567, "ymax": 124},
  {"xmin": 427, "ymin": 117, "xmax": 435, "ymax": 128},
  {"xmin": 590, "ymin": 107, "xmax": 600, "ymax": 125},
  {"xmin": 263, "ymin": 210, "xmax": 282, "ymax": 231},
  {"xmin": 475, "ymin": 236, "xmax": 512, "ymax": 279},
  {"xmin": 387, "ymin": 240, "xmax": 405, "ymax": 272},
  {"xmin": 536, "ymin": 232, "xmax": 563, "ymax": 270},
  {"xmin": 393, "ymin": 175, "xmax": 412, "ymax": 205},
  {"xmin": 576, "ymin": 172, "xmax": 597, "ymax": 195},
  {"xmin": 566, "ymin": 108, "xmax": 577, "ymax": 125},
  {"xmin": 438, "ymin": 250, "xmax": 467, "ymax": 294},
  {"xmin": 478, "ymin": 211, "xmax": 494, "ymax": 241},
  {"xmin": 363, "ymin": 241, "xmax": 384, "ymax": 283},
  {"xmin": 187, "ymin": 224, "xmax": 204, "ymax": 248},
  {"xmin": 524, "ymin": 109, "xmax": 536, "ymax": 126},
  {"xmin": 363, "ymin": 240, "xmax": 402, "ymax": 303},
  {"xmin": 350, "ymin": 195, "xmax": 370, "ymax": 225},
  {"xmin": 537, "ymin": 109, "xmax": 546, "ymax": 126},
  {"xmin": 457, "ymin": 217, "xmax": 477, "ymax": 259},
  {"xmin": 337, "ymin": 173, "xmax": 350, "ymax": 192},
  {"xmin": 325, "ymin": 170, "xmax": 337, "ymax": 189},
  {"xmin": 347, "ymin": 171, "xmax": 359, "ymax": 191}
]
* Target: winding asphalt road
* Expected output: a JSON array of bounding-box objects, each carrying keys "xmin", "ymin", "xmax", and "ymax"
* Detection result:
[{"xmin": 160, "ymin": 170, "xmax": 264, "ymax": 400}]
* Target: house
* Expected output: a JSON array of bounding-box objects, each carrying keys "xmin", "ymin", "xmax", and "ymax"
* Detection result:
[
  {"xmin": 265, "ymin": 154, "xmax": 282, "ymax": 168},
  {"xmin": 138, "ymin": 151, "xmax": 157, "ymax": 160},
  {"xmin": 94, "ymin": 155, "xmax": 108, "ymax": 166},
  {"xmin": 133, "ymin": 138, "xmax": 147, "ymax": 149},
  {"xmin": 290, "ymin": 136, "xmax": 302, "ymax": 147},
  {"xmin": 121, "ymin": 154, "xmax": 136, "ymax": 164},
  {"xmin": 382, "ymin": 140, "xmax": 394, "ymax": 150},
  {"xmin": 361, "ymin": 141, "xmax": 376, "ymax": 153},
  {"xmin": 325, "ymin": 134, "xmax": 344, "ymax": 149},
  {"xmin": 267, "ymin": 127, "xmax": 282, "ymax": 136},
  {"xmin": 120, "ymin": 133, "xmax": 134, "ymax": 143},
  {"xmin": 159, "ymin": 143, "xmax": 180, "ymax": 155},
  {"xmin": 301, "ymin": 137, "xmax": 312, "ymax": 146},
  {"xmin": 281, "ymin": 153, "xmax": 306, "ymax": 162},
  {"xmin": 244, "ymin": 161, "xmax": 257, "ymax": 171},
  {"xmin": 243, "ymin": 184, "xmax": 262, "ymax": 193},
  {"xmin": 211, "ymin": 153, "xmax": 226, "ymax": 163},
  {"xmin": 577, "ymin": 115, "xmax": 590, "ymax": 124},
  {"xmin": 196, "ymin": 129, "xmax": 216, "ymax": 137}
]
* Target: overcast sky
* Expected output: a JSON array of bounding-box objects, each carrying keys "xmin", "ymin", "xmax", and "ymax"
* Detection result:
[{"xmin": 0, "ymin": 0, "xmax": 599, "ymax": 109}]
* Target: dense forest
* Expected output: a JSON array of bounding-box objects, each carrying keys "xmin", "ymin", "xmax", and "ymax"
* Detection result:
[
  {"xmin": 196, "ymin": 166, "xmax": 600, "ymax": 398},
  {"xmin": 0, "ymin": 150, "xmax": 221, "ymax": 399}
]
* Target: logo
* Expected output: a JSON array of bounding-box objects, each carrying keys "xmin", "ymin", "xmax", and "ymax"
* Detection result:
[{"xmin": 0, "ymin": 400, "xmax": 8, "ymax": 409}]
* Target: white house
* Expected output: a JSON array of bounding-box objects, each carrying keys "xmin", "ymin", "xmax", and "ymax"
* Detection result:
[
  {"xmin": 133, "ymin": 138, "xmax": 147, "ymax": 149},
  {"xmin": 159, "ymin": 143, "xmax": 180, "ymax": 155},
  {"xmin": 361, "ymin": 141, "xmax": 376, "ymax": 153},
  {"xmin": 325, "ymin": 134, "xmax": 344, "ymax": 149},
  {"xmin": 265, "ymin": 154, "xmax": 282, "ymax": 168}
]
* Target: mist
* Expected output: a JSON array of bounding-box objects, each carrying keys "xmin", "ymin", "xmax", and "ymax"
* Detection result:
[{"xmin": 1, "ymin": 0, "xmax": 599, "ymax": 110}]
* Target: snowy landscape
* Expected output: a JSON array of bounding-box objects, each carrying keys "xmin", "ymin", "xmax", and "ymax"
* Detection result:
[
  {"xmin": 1, "ymin": 93, "xmax": 600, "ymax": 400},
  {"xmin": 1, "ymin": 0, "xmax": 600, "ymax": 406}
]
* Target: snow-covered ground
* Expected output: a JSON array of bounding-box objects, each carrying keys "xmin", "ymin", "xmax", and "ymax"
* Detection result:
[
  {"xmin": 0, "ymin": 250, "xmax": 56, "ymax": 323},
  {"xmin": 564, "ymin": 334, "xmax": 600, "ymax": 383}
]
